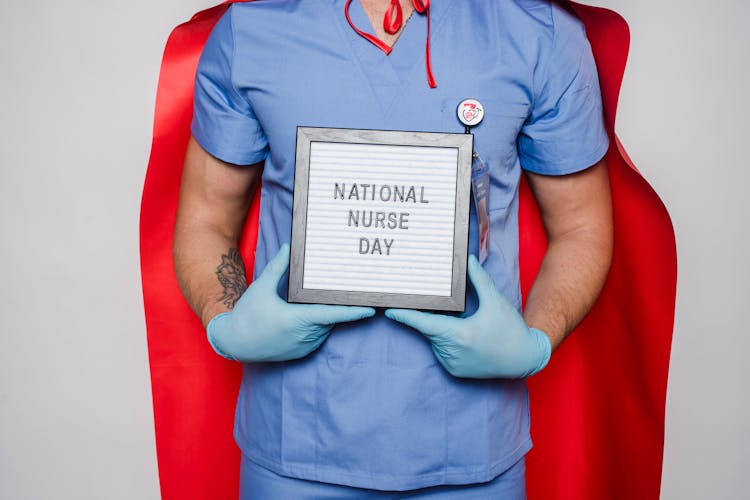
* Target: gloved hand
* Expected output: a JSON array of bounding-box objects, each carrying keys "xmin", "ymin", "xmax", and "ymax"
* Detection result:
[
  {"xmin": 385, "ymin": 255, "xmax": 551, "ymax": 379},
  {"xmin": 207, "ymin": 244, "xmax": 375, "ymax": 362}
]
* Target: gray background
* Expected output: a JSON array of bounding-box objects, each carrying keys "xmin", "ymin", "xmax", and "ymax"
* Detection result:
[{"xmin": 0, "ymin": 0, "xmax": 747, "ymax": 498}]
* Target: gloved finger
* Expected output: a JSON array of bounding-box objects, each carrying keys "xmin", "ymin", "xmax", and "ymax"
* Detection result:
[
  {"xmin": 258, "ymin": 243, "xmax": 290, "ymax": 286},
  {"xmin": 303, "ymin": 304, "xmax": 376, "ymax": 326},
  {"xmin": 467, "ymin": 254, "xmax": 500, "ymax": 306},
  {"xmin": 384, "ymin": 308, "xmax": 456, "ymax": 341}
]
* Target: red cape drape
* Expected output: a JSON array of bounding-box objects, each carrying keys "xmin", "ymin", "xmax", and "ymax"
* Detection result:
[{"xmin": 140, "ymin": 2, "xmax": 676, "ymax": 499}]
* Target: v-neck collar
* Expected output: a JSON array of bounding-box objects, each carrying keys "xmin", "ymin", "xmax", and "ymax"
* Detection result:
[{"xmin": 329, "ymin": 0, "xmax": 452, "ymax": 114}]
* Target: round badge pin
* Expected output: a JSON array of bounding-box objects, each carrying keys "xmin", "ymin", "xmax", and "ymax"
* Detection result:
[{"xmin": 457, "ymin": 98, "xmax": 484, "ymax": 127}]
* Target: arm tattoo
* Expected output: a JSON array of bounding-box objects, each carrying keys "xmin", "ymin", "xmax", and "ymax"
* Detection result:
[{"xmin": 215, "ymin": 248, "xmax": 248, "ymax": 309}]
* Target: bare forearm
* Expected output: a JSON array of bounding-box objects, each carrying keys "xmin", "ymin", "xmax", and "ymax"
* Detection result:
[
  {"xmin": 174, "ymin": 226, "xmax": 248, "ymax": 327},
  {"xmin": 523, "ymin": 226, "xmax": 612, "ymax": 351},
  {"xmin": 523, "ymin": 159, "xmax": 613, "ymax": 351},
  {"xmin": 173, "ymin": 136, "xmax": 262, "ymax": 327}
]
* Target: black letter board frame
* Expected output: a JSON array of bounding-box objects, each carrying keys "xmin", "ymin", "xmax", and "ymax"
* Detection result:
[{"xmin": 288, "ymin": 126, "xmax": 473, "ymax": 312}]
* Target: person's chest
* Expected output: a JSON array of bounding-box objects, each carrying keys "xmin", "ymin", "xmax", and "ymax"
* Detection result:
[{"xmin": 231, "ymin": 0, "xmax": 543, "ymax": 209}]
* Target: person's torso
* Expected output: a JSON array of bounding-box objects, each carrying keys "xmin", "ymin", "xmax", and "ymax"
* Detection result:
[{"xmin": 228, "ymin": 0, "xmax": 556, "ymax": 490}]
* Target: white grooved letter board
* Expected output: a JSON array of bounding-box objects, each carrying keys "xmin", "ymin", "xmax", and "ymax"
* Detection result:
[
  {"xmin": 304, "ymin": 142, "xmax": 457, "ymax": 296},
  {"xmin": 289, "ymin": 127, "xmax": 473, "ymax": 312}
]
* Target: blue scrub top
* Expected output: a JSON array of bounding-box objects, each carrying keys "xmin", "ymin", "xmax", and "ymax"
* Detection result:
[{"xmin": 191, "ymin": 0, "xmax": 608, "ymax": 491}]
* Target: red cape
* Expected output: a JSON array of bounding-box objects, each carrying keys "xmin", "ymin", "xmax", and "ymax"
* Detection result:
[{"xmin": 140, "ymin": 2, "xmax": 676, "ymax": 498}]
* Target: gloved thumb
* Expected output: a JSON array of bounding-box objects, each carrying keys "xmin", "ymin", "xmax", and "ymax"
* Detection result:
[
  {"xmin": 385, "ymin": 308, "xmax": 454, "ymax": 342},
  {"xmin": 304, "ymin": 304, "xmax": 376, "ymax": 326},
  {"xmin": 258, "ymin": 243, "xmax": 291, "ymax": 287},
  {"xmin": 466, "ymin": 254, "xmax": 498, "ymax": 306}
]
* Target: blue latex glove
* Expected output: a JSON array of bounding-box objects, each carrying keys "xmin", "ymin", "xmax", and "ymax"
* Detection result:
[
  {"xmin": 207, "ymin": 244, "xmax": 375, "ymax": 362},
  {"xmin": 385, "ymin": 255, "xmax": 552, "ymax": 379}
]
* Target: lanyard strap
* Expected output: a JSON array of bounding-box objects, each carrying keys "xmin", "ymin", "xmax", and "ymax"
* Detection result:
[{"xmin": 344, "ymin": 0, "xmax": 436, "ymax": 88}]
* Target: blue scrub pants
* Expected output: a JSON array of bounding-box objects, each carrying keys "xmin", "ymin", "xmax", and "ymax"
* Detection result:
[{"xmin": 239, "ymin": 454, "xmax": 526, "ymax": 499}]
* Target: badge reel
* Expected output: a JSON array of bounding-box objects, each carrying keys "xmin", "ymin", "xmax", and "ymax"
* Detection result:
[{"xmin": 457, "ymin": 99, "xmax": 490, "ymax": 264}]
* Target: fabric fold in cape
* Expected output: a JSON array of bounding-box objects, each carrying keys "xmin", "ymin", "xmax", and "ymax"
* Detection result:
[{"xmin": 139, "ymin": 2, "xmax": 676, "ymax": 498}]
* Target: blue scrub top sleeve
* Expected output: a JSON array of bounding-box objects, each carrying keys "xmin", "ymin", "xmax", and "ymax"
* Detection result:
[
  {"xmin": 518, "ymin": 3, "xmax": 609, "ymax": 176},
  {"xmin": 191, "ymin": 6, "xmax": 269, "ymax": 166}
]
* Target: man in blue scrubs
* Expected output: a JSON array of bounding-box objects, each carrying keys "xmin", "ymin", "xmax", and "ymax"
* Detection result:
[{"xmin": 173, "ymin": 1, "xmax": 613, "ymax": 498}]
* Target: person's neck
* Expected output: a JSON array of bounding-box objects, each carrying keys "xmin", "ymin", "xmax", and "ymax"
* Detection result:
[{"xmin": 359, "ymin": 0, "xmax": 415, "ymax": 46}]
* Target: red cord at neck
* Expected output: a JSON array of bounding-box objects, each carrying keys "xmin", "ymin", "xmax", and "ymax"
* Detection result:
[
  {"xmin": 344, "ymin": 0, "xmax": 437, "ymax": 88},
  {"xmin": 383, "ymin": 0, "xmax": 403, "ymax": 35}
]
